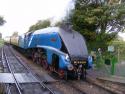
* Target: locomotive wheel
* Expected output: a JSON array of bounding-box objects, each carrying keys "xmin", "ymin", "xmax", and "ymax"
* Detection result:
[
  {"xmin": 32, "ymin": 52, "xmax": 40, "ymax": 64},
  {"xmin": 41, "ymin": 59, "xmax": 48, "ymax": 70},
  {"xmin": 58, "ymin": 69, "xmax": 64, "ymax": 79},
  {"xmin": 49, "ymin": 65, "xmax": 56, "ymax": 72},
  {"xmin": 49, "ymin": 65, "xmax": 53, "ymax": 72},
  {"xmin": 64, "ymin": 71, "xmax": 68, "ymax": 80},
  {"xmin": 32, "ymin": 53, "xmax": 36, "ymax": 63},
  {"xmin": 81, "ymin": 68, "xmax": 86, "ymax": 80},
  {"xmin": 83, "ymin": 68, "xmax": 86, "ymax": 79}
]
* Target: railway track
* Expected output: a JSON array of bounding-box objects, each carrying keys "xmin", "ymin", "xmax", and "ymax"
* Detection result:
[
  {"xmin": 1, "ymin": 45, "xmax": 56, "ymax": 94},
  {"xmin": 57, "ymin": 77, "xmax": 125, "ymax": 94},
  {"xmin": 48, "ymin": 73, "xmax": 112, "ymax": 94},
  {"xmin": 84, "ymin": 69, "xmax": 125, "ymax": 94},
  {"xmin": 61, "ymin": 80, "xmax": 112, "ymax": 94},
  {"xmin": 86, "ymin": 77, "xmax": 125, "ymax": 94},
  {"xmin": 49, "ymin": 68, "xmax": 125, "ymax": 94}
]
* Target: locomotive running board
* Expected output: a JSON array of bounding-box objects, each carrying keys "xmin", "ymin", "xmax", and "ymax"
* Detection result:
[{"xmin": 0, "ymin": 73, "xmax": 39, "ymax": 83}]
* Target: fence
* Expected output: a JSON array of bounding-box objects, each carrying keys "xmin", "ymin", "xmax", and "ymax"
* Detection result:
[{"xmin": 92, "ymin": 44, "xmax": 125, "ymax": 77}]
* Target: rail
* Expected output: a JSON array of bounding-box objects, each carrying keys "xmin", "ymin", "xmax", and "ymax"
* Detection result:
[
  {"xmin": 2, "ymin": 48, "xmax": 23, "ymax": 94},
  {"xmin": 9, "ymin": 46, "xmax": 55, "ymax": 94}
]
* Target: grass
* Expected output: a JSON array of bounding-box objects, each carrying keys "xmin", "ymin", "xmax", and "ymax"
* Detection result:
[{"xmin": 0, "ymin": 39, "xmax": 4, "ymax": 47}]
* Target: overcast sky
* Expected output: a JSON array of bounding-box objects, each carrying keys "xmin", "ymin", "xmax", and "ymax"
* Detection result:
[{"xmin": 0, "ymin": 0, "xmax": 73, "ymax": 37}]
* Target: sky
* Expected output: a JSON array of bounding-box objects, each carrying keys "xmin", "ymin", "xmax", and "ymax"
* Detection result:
[
  {"xmin": 118, "ymin": 32, "xmax": 125, "ymax": 41},
  {"xmin": 0, "ymin": 0, "xmax": 73, "ymax": 37}
]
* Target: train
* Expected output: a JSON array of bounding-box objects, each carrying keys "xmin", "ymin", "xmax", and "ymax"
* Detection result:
[{"xmin": 4, "ymin": 26, "xmax": 92, "ymax": 80}]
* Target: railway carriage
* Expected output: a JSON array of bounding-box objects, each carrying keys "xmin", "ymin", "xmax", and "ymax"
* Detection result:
[
  {"xmin": 6, "ymin": 27, "xmax": 92, "ymax": 80},
  {"xmin": 4, "ymin": 36, "xmax": 10, "ymax": 44},
  {"xmin": 10, "ymin": 36, "xmax": 19, "ymax": 46}
]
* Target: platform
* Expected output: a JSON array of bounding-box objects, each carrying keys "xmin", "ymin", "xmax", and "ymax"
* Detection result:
[
  {"xmin": 0, "ymin": 73, "xmax": 39, "ymax": 83},
  {"xmin": 97, "ymin": 75, "xmax": 125, "ymax": 84}
]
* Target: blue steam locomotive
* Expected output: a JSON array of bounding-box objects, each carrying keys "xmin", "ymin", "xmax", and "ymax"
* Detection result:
[{"xmin": 5, "ymin": 27, "xmax": 92, "ymax": 79}]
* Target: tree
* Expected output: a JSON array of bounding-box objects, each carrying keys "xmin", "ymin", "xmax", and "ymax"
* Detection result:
[
  {"xmin": 54, "ymin": 21, "xmax": 63, "ymax": 27},
  {"xmin": 69, "ymin": 0, "xmax": 125, "ymax": 49},
  {"xmin": 28, "ymin": 19, "xmax": 51, "ymax": 32},
  {"xmin": 0, "ymin": 16, "xmax": 6, "ymax": 26},
  {"xmin": 12, "ymin": 32, "xmax": 18, "ymax": 37}
]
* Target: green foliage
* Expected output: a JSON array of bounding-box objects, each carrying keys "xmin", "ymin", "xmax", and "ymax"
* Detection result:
[
  {"xmin": 28, "ymin": 19, "xmax": 51, "ymax": 32},
  {"xmin": 12, "ymin": 32, "xmax": 18, "ymax": 37},
  {"xmin": 0, "ymin": 39, "xmax": 4, "ymax": 47},
  {"xmin": 69, "ymin": 0, "xmax": 125, "ymax": 50},
  {"xmin": 54, "ymin": 21, "xmax": 64, "ymax": 27},
  {"xmin": 110, "ymin": 40, "xmax": 125, "ymax": 60},
  {"xmin": 0, "ymin": 16, "xmax": 6, "ymax": 26}
]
